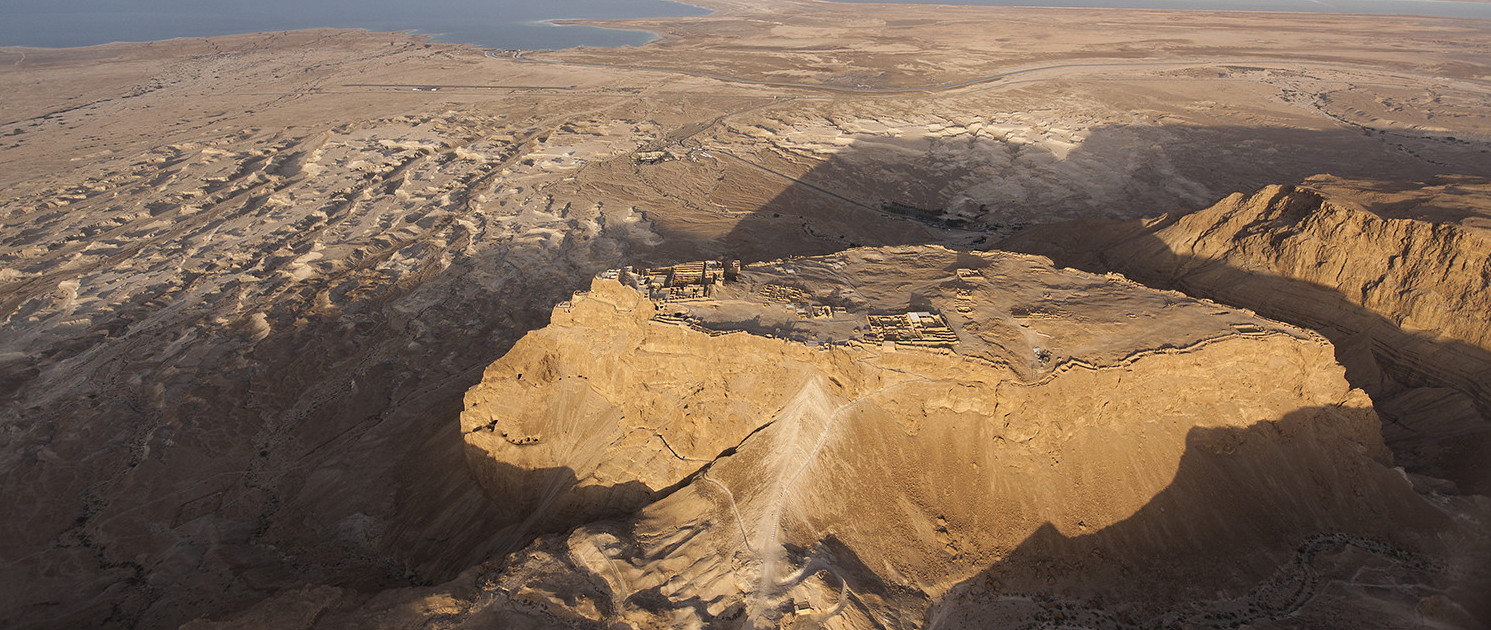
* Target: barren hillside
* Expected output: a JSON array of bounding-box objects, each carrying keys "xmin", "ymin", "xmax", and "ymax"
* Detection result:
[{"xmin": 1005, "ymin": 176, "xmax": 1491, "ymax": 496}]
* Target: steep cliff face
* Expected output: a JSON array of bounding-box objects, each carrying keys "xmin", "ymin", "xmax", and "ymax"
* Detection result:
[
  {"xmin": 398, "ymin": 246, "xmax": 1485, "ymax": 629},
  {"xmin": 1005, "ymin": 177, "xmax": 1491, "ymax": 495},
  {"xmin": 1151, "ymin": 183, "xmax": 1489, "ymax": 351},
  {"xmin": 458, "ymin": 247, "xmax": 1367, "ymax": 542},
  {"xmin": 460, "ymin": 279, "xmax": 870, "ymax": 537}
]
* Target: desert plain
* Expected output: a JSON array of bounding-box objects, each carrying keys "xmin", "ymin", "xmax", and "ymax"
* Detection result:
[{"xmin": 1, "ymin": 0, "xmax": 1490, "ymax": 628}]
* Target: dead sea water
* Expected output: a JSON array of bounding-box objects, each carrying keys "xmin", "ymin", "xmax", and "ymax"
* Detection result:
[{"xmin": 0, "ymin": 0, "xmax": 709, "ymax": 49}]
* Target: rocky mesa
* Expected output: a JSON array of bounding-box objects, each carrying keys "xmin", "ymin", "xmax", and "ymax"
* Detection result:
[{"xmin": 431, "ymin": 245, "xmax": 1487, "ymax": 629}]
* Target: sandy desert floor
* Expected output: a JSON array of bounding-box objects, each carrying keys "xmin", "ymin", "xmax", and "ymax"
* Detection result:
[{"xmin": 1, "ymin": 1, "xmax": 1489, "ymax": 627}]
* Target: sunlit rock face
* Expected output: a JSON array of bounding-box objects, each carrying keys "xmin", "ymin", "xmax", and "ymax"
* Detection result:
[
  {"xmin": 436, "ymin": 245, "xmax": 1481, "ymax": 629},
  {"xmin": 1006, "ymin": 176, "xmax": 1491, "ymax": 496}
]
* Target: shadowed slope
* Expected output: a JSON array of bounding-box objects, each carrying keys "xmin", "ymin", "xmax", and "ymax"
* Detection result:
[{"xmin": 1003, "ymin": 178, "xmax": 1491, "ymax": 495}]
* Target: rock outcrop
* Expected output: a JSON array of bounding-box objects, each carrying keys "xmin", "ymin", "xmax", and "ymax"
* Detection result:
[
  {"xmin": 1004, "ymin": 176, "xmax": 1491, "ymax": 495},
  {"xmin": 391, "ymin": 245, "xmax": 1486, "ymax": 629}
]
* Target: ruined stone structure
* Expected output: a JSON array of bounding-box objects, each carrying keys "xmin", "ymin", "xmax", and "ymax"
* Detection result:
[
  {"xmin": 865, "ymin": 311, "xmax": 960, "ymax": 347},
  {"xmin": 759, "ymin": 283, "xmax": 811, "ymax": 303},
  {"xmin": 631, "ymin": 260, "xmax": 731, "ymax": 305}
]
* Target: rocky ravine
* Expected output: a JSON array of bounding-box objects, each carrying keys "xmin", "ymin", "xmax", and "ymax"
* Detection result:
[
  {"xmin": 191, "ymin": 245, "xmax": 1489, "ymax": 628},
  {"xmin": 1005, "ymin": 176, "xmax": 1491, "ymax": 496}
]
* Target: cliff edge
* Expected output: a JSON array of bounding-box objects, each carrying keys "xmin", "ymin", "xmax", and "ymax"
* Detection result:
[
  {"xmin": 430, "ymin": 245, "xmax": 1484, "ymax": 628},
  {"xmin": 1005, "ymin": 176, "xmax": 1491, "ymax": 495}
]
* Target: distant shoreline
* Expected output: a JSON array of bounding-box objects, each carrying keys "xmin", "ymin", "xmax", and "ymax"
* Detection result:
[
  {"xmin": 529, "ymin": 19, "xmax": 664, "ymax": 48},
  {"xmin": 5, "ymin": 0, "xmax": 1487, "ymax": 52},
  {"xmin": 812, "ymin": 0, "xmax": 1491, "ymax": 19},
  {"xmin": 0, "ymin": 0, "xmax": 712, "ymax": 50}
]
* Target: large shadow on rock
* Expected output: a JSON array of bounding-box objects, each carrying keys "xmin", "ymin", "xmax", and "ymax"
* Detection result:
[
  {"xmin": 692, "ymin": 121, "xmax": 1491, "ymax": 265},
  {"xmin": 922, "ymin": 410, "xmax": 1490, "ymax": 629},
  {"xmin": 457, "ymin": 451, "xmax": 658, "ymax": 554},
  {"xmin": 0, "ymin": 230, "xmax": 653, "ymax": 628},
  {"xmin": 998, "ymin": 192, "xmax": 1491, "ymax": 496},
  {"xmin": 677, "ymin": 123, "xmax": 1491, "ymax": 499},
  {"xmin": 595, "ymin": 122, "xmax": 1491, "ymax": 625},
  {"xmin": 171, "ymin": 246, "xmax": 696, "ymax": 623},
  {"xmin": 649, "ymin": 123, "xmax": 1491, "ymax": 624}
]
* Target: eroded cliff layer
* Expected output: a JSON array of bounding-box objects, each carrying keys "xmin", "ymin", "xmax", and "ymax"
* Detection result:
[
  {"xmin": 1004, "ymin": 176, "xmax": 1491, "ymax": 495},
  {"xmin": 415, "ymin": 246, "xmax": 1487, "ymax": 629}
]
